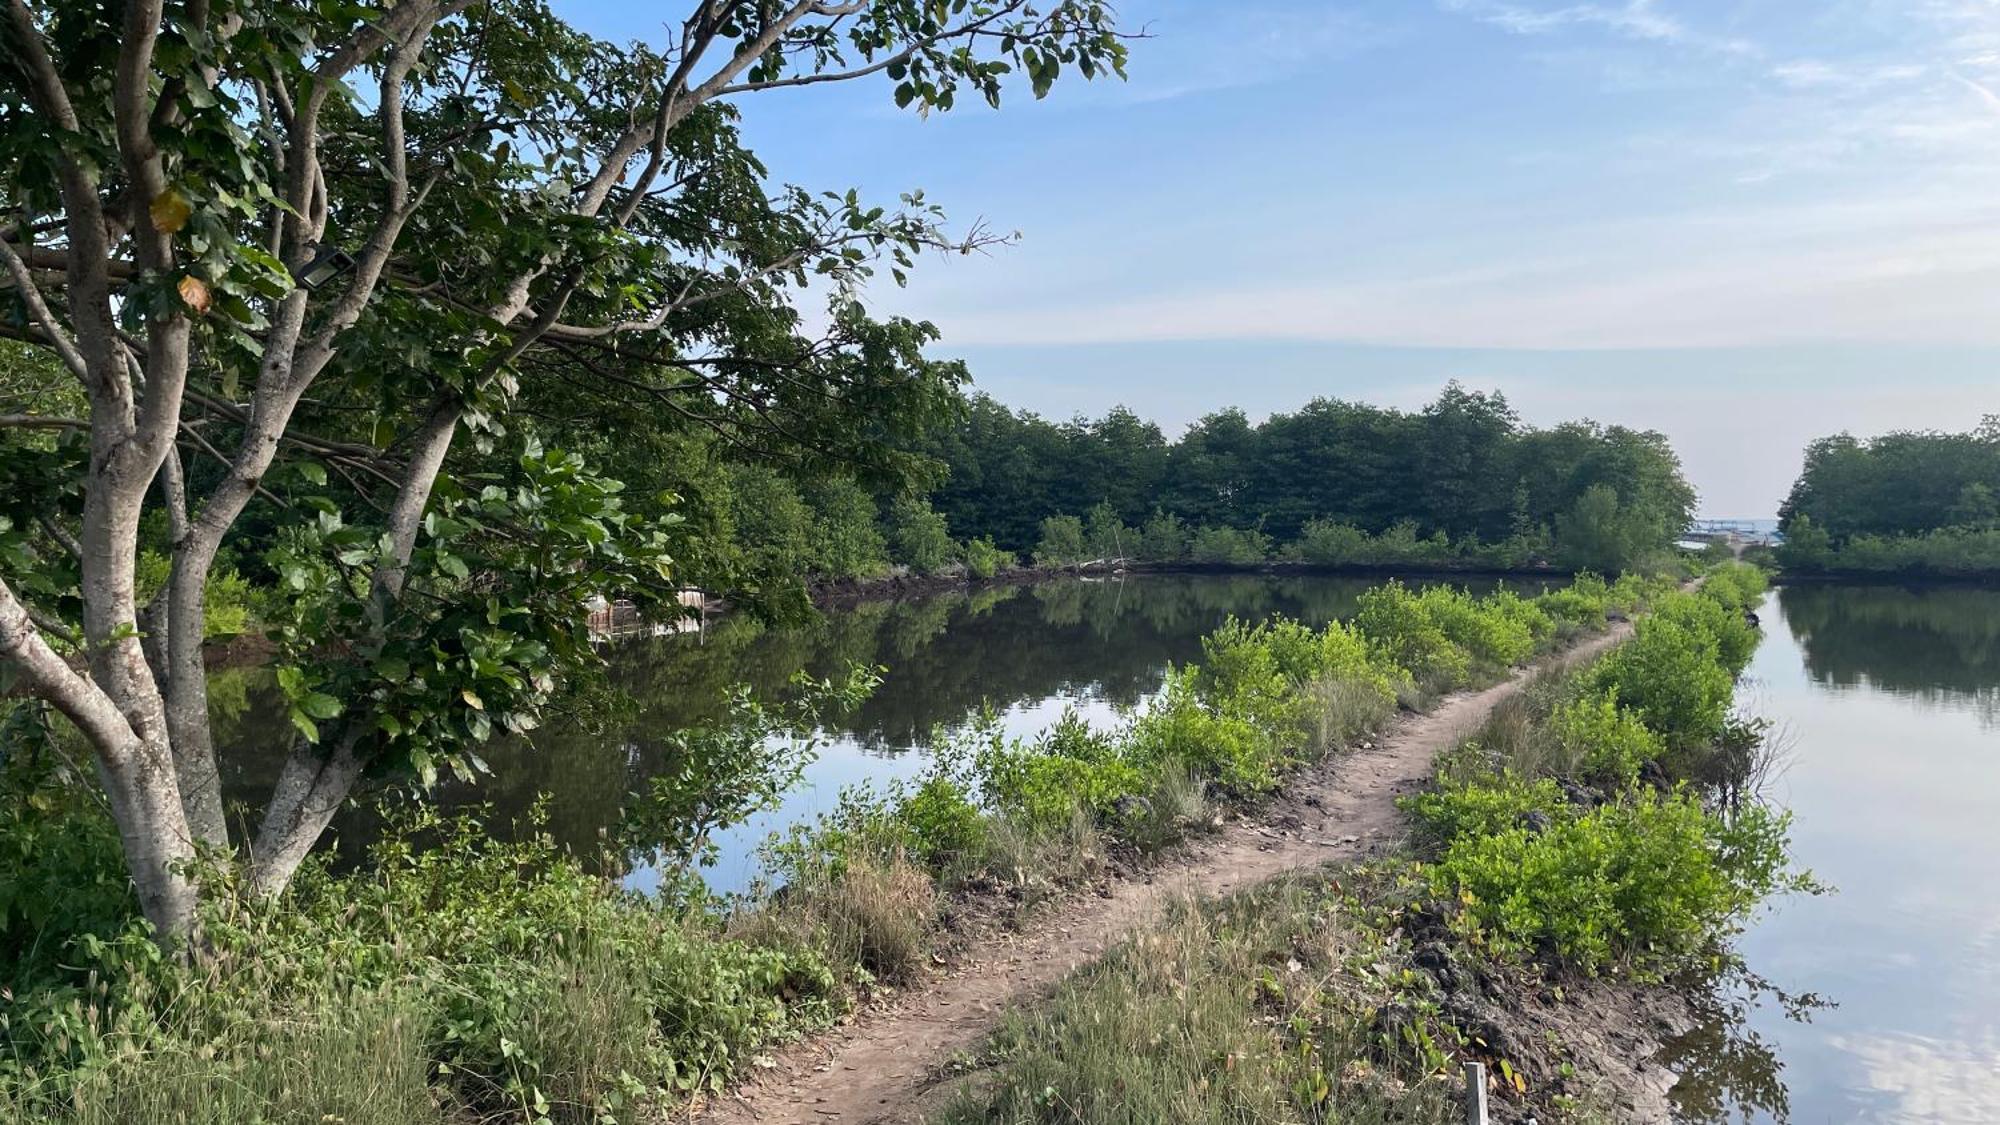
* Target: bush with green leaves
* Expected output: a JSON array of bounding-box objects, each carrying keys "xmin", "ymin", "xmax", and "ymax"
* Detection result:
[
  {"xmin": 1422, "ymin": 789, "xmax": 1800, "ymax": 976},
  {"xmin": 977, "ymin": 710, "xmax": 1145, "ymax": 830},
  {"xmin": 960, "ymin": 536, "xmax": 1016, "ymax": 579},
  {"xmin": 1353, "ymin": 581, "xmax": 1471, "ymax": 689},
  {"xmin": 1188, "ymin": 525, "xmax": 1271, "ymax": 565},
  {"xmin": 1590, "ymin": 615, "xmax": 1736, "ymax": 749},
  {"xmin": 1034, "ymin": 514, "xmax": 1091, "ymax": 566},
  {"xmin": 888, "ymin": 495, "xmax": 959, "ymax": 575},
  {"xmin": 1136, "ymin": 511, "xmax": 1191, "ymax": 561},
  {"xmin": 1123, "ymin": 669, "xmax": 1283, "ymax": 794},
  {"xmin": 1546, "ymin": 686, "xmax": 1665, "ymax": 785},
  {"xmin": 1415, "ymin": 584, "xmax": 1539, "ymax": 668}
]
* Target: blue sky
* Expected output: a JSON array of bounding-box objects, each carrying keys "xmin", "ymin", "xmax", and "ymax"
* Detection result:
[{"xmin": 569, "ymin": 1, "xmax": 2000, "ymax": 517}]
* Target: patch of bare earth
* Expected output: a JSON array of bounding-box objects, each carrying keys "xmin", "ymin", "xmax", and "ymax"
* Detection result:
[{"xmin": 696, "ymin": 627, "xmax": 1636, "ymax": 1125}]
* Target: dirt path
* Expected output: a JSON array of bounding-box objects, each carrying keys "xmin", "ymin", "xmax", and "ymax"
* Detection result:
[{"xmin": 700, "ymin": 626, "xmax": 1634, "ymax": 1125}]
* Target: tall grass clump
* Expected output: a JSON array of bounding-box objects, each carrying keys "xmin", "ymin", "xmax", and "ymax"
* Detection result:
[{"xmin": 935, "ymin": 877, "xmax": 1456, "ymax": 1125}]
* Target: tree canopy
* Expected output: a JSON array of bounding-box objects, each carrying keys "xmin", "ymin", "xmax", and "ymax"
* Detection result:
[
  {"xmin": 0, "ymin": 0, "xmax": 1124, "ymax": 940},
  {"xmin": 1780, "ymin": 420, "xmax": 2000, "ymax": 541},
  {"xmin": 922, "ymin": 384, "xmax": 1697, "ymax": 566}
]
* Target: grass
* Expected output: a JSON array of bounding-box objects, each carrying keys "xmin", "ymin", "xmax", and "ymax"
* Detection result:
[
  {"xmin": 1, "ymin": 570, "xmax": 1673, "ymax": 1124},
  {"xmin": 934, "ymin": 875, "xmax": 1458, "ymax": 1125},
  {"xmin": 746, "ymin": 847, "xmax": 940, "ymax": 985},
  {"xmin": 37, "ymin": 988, "xmax": 436, "ymax": 1125},
  {"xmin": 931, "ymin": 563, "xmax": 1800, "ymax": 1122}
]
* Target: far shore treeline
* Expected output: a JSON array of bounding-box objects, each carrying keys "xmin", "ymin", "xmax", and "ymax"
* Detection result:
[
  {"xmin": 1778, "ymin": 417, "xmax": 2000, "ymax": 578},
  {"xmin": 565, "ymin": 380, "xmax": 1703, "ymax": 614}
]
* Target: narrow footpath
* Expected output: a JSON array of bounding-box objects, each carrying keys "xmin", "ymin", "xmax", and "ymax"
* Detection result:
[{"xmin": 701, "ymin": 625, "xmax": 1636, "ymax": 1125}]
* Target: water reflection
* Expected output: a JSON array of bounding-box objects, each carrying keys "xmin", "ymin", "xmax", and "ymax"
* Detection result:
[
  {"xmin": 1670, "ymin": 584, "xmax": 2000, "ymax": 1123},
  {"xmin": 214, "ymin": 573, "xmax": 1554, "ymax": 892},
  {"xmin": 1780, "ymin": 584, "xmax": 2000, "ymax": 725}
]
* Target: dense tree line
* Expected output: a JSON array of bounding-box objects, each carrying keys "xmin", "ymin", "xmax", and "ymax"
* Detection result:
[
  {"xmin": 1778, "ymin": 419, "xmax": 2000, "ymax": 576},
  {"xmin": 922, "ymin": 384, "xmax": 1696, "ymax": 571}
]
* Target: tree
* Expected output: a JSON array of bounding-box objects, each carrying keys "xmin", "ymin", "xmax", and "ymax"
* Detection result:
[
  {"xmin": 887, "ymin": 494, "xmax": 956, "ymax": 575},
  {"xmin": 0, "ymin": 0, "xmax": 1124, "ymax": 941},
  {"xmin": 1555, "ymin": 484, "xmax": 1643, "ymax": 572}
]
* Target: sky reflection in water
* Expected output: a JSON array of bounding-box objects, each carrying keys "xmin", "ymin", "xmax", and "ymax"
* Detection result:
[{"xmin": 1684, "ymin": 585, "xmax": 2000, "ymax": 1124}]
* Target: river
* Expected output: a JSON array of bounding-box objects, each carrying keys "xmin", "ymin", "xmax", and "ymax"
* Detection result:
[
  {"xmin": 211, "ymin": 574, "xmax": 2000, "ymax": 1122},
  {"xmin": 213, "ymin": 573, "xmax": 1553, "ymax": 893},
  {"xmin": 1669, "ymin": 583, "xmax": 2000, "ymax": 1124}
]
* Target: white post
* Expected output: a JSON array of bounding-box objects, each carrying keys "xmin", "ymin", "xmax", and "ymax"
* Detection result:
[{"xmin": 1463, "ymin": 1061, "xmax": 1490, "ymax": 1125}]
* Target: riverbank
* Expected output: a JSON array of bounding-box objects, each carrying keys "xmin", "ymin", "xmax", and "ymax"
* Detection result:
[
  {"xmin": 721, "ymin": 565, "xmax": 1791, "ymax": 1124},
  {"xmin": 808, "ymin": 558, "xmax": 1592, "ymax": 610},
  {"xmin": 700, "ymin": 622, "xmax": 1646, "ymax": 1125},
  {"xmin": 2, "ymin": 570, "xmax": 1783, "ymax": 1124}
]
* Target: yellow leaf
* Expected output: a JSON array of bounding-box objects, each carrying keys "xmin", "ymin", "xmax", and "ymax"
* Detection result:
[
  {"xmin": 150, "ymin": 190, "xmax": 193, "ymax": 233},
  {"xmin": 176, "ymin": 275, "xmax": 212, "ymax": 314}
]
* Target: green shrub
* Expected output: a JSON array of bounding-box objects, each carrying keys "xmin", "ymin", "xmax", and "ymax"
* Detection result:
[
  {"xmin": 1125, "ymin": 670, "xmax": 1283, "ymax": 793},
  {"xmin": 1034, "ymin": 514, "xmax": 1089, "ymax": 566},
  {"xmin": 1591, "ymin": 615, "xmax": 1736, "ymax": 748},
  {"xmin": 1425, "ymin": 790, "xmax": 1798, "ymax": 976},
  {"xmin": 978, "ymin": 711, "xmax": 1143, "ymax": 829},
  {"xmin": 894, "ymin": 775, "xmax": 986, "ymax": 869},
  {"xmin": 1406, "ymin": 771, "xmax": 1568, "ymax": 845},
  {"xmin": 1136, "ymin": 511, "xmax": 1190, "ymax": 561},
  {"xmin": 1188, "ymin": 525, "xmax": 1270, "ymax": 564},
  {"xmin": 961, "ymin": 536, "xmax": 1015, "ymax": 579},
  {"xmin": 887, "ymin": 495, "xmax": 958, "ymax": 575},
  {"xmin": 1353, "ymin": 581, "xmax": 1470, "ymax": 689},
  {"xmin": 1547, "ymin": 687, "xmax": 1664, "ymax": 785},
  {"xmin": 1533, "ymin": 571, "xmax": 1611, "ymax": 625},
  {"xmin": 1290, "ymin": 518, "xmax": 1372, "ymax": 565},
  {"xmin": 806, "ymin": 477, "xmax": 889, "ymax": 579},
  {"xmin": 1415, "ymin": 584, "xmax": 1537, "ymax": 668}
]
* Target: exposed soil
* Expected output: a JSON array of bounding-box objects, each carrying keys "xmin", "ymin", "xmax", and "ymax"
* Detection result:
[
  {"xmin": 807, "ymin": 560, "xmax": 1572, "ymax": 610},
  {"xmin": 696, "ymin": 626, "xmax": 1642, "ymax": 1125}
]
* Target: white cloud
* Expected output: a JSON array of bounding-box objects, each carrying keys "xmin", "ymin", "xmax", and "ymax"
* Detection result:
[
  {"xmin": 1821, "ymin": 1030, "xmax": 2000, "ymax": 1124},
  {"xmin": 1442, "ymin": 0, "xmax": 1758, "ymax": 58},
  {"xmin": 915, "ymin": 191, "xmax": 2000, "ymax": 352}
]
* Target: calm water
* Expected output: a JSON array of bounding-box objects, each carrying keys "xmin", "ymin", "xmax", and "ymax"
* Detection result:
[
  {"xmin": 211, "ymin": 574, "xmax": 2000, "ymax": 1121},
  {"xmin": 213, "ymin": 573, "xmax": 1553, "ymax": 893},
  {"xmin": 1670, "ymin": 584, "xmax": 2000, "ymax": 1124}
]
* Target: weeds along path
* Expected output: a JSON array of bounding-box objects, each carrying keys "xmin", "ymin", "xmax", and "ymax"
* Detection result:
[{"xmin": 699, "ymin": 625, "xmax": 1635, "ymax": 1125}]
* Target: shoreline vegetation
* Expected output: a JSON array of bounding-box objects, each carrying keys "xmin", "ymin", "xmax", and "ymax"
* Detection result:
[
  {"xmin": 1775, "ymin": 419, "xmax": 2000, "ymax": 580},
  {"xmin": 0, "ymin": 564, "xmax": 1797, "ymax": 1124},
  {"xmin": 934, "ymin": 563, "xmax": 1797, "ymax": 1124}
]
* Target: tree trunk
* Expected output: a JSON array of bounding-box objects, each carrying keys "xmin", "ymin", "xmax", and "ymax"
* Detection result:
[
  {"xmin": 247, "ymin": 733, "xmax": 366, "ymax": 898},
  {"xmin": 97, "ymin": 731, "xmax": 203, "ymax": 939}
]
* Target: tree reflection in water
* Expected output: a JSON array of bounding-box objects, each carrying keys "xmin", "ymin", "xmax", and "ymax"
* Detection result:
[{"xmin": 212, "ymin": 573, "xmax": 1561, "ymax": 874}]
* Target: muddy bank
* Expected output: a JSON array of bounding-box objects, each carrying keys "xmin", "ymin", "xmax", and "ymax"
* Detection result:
[{"xmin": 807, "ymin": 559, "xmax": 1575, "ymax": 609}]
